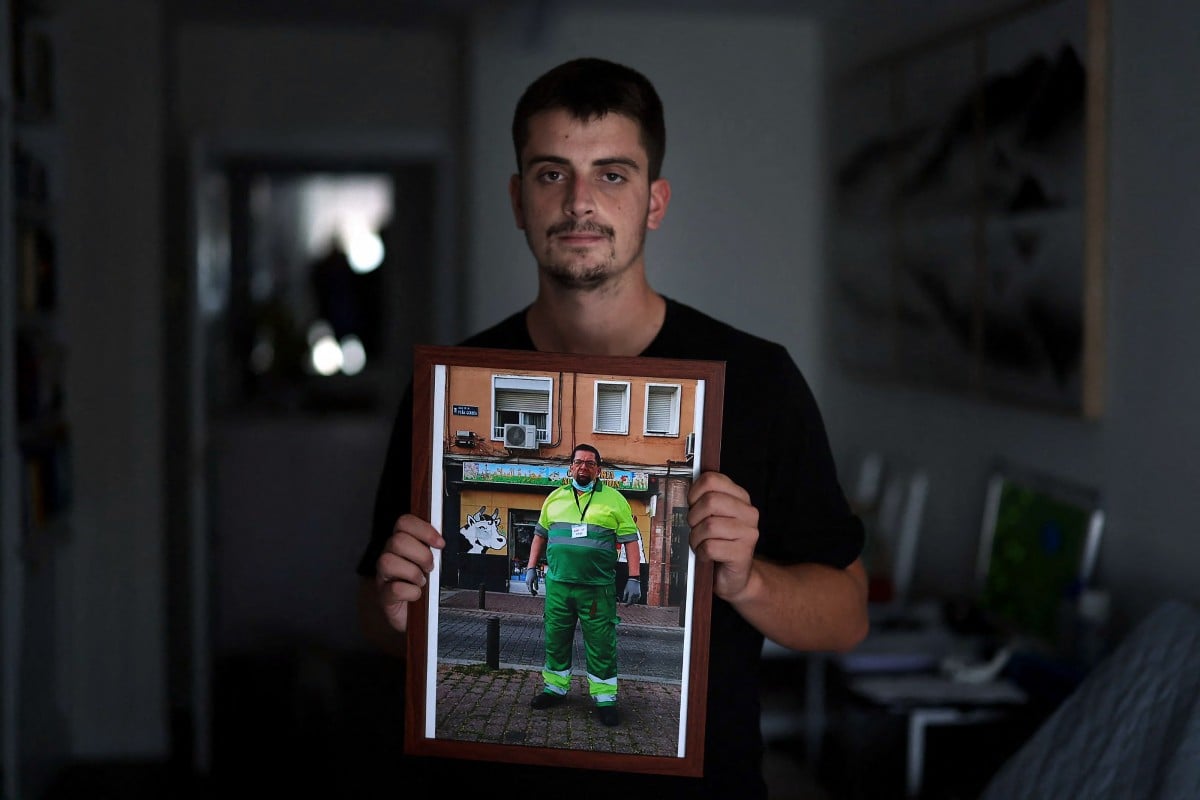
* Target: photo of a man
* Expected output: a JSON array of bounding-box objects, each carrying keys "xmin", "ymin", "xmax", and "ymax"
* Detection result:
[
  {"xmin": 526, "ymin": 443, "xmax": 641, "ymax": 726},
  {"xmin": 422, "ymin": 357, "xmax": 703, "ymax": 760}
]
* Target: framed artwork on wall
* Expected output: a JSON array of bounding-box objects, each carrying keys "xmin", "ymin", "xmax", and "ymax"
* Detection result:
[
  {"xmin": 403, "ymin": 345, "xmax": 725, "ymax": 776},
  {"xmin": 831, "ymin": 0, "xmax": 1109, "ymax": 418}
]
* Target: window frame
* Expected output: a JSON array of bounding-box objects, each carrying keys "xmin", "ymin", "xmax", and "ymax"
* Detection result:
[
  {"xmin": 491, "ymin": 374, "xmax": 552, "ymax": 443},
  {"xmin": 644, "ymin": 382, "xmax": 682, "ymax": 437},
  {"xmin": 593, "ymin": 380, "xmax": 631, "ymax": 435}
]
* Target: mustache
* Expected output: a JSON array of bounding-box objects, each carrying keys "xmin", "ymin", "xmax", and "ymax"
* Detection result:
[{"xmin": 547, "ymin": 221, "xmax": 614, "ymax": 238}]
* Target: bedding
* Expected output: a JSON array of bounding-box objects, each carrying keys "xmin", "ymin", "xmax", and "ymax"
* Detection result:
[{"xmin": 981, "ymin": 600, "xmax": 1200, "ymax": 800}]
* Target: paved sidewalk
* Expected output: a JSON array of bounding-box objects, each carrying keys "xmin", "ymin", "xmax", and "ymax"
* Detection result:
[
  {"xmin": 431, "ymin": 588, "xmax": 687, "ymax": 757},
  {"xmin": 434, "ymin": 664, "xmax": 683, "ymax": 757}
]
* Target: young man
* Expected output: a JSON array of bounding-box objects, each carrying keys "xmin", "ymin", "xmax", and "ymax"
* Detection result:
[
  {"xmin": 526, "ymin": 443, "xmax": 642, "ymax": 726},
  {"xmin": 357, "ymin": 57, "xmax": 868, "ymax": 798}
]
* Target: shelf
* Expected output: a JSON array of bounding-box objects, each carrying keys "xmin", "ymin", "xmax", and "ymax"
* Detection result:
[
  {"xmin": 6, "ymin": 0, "xmax": 71, "ymax": 542},
  {"xmin": 12, "ymin": 103, "xmax": 55, "ymax": 128},
  {"xmin": 17, "ymin": 413, "xmax": 68, "ymax": 448},
  {"xmin": 4, "ymin": 2, "xmax": 70, "ymax": 794},
  {"xmin": 14, "ymin": 306, "xmax": 62, "ymax": 333},
  {"xmin": 12, "ymin": 136, "xmax": 57, "ymax": 210},
  {"xmin": 14, "ymin": 198, "xmax": 56, "ymax": 224},
  {"xmin": 9, "ymin": 10, "xmax": 58, "ymax": 124}
]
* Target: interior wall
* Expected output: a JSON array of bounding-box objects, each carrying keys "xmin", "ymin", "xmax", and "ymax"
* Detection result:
[
  {"xmin": 173, "ymin": 15, "xmax": 464, "ymax": 771},
  {"xmin": 817, "ymin": 0, "xmax": 1200, "ymax": 632},
  {"xmin": 465, "ymin": 7, "xmax": 829, "ymax": 397},
  {"xmin": 47, "ymin": 0, "xmax": 1200, "ymax": 765},
  {"xmin": 57, "ymin": 0, "xmax": 166, "ymax": 756},
  {"xmin": 210, "ymin": 418, "xmax": 386, "ymax": 655},
  {"xmin": 173, "ymin": 22, "xmax": 458, "ymax": 135},
  {"xmin": 52, "ymin": 6, "xmax": 462, "ymax": 759}
]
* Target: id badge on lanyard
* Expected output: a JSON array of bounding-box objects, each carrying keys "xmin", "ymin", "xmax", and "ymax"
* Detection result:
[{"xmin": 573, "ymin": 486, "xmax": 596, "ymax": 537}]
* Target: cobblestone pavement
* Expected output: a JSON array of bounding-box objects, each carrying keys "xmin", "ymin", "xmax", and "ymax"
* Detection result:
[{"xmin": 431, "ymin": 589, "xmax": 686, "ymax": 757}]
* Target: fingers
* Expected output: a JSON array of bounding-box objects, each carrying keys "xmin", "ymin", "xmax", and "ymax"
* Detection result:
[
  {"xmin": 687, "ymin": 471, "xmax": 758, "ymax": 532},
  {"xmin": 394, "ymin": 512, "xmax": 445, "ymax": 550},
  {"xmin": 686, "ymin": 472, "xmax": 759, "ymax": 600},
  {"xmin": 377, "ymin": 568, "xmax": 425, "ymax": 607},
  {"xmin": 688, "ymin": 471, "xmax": 751, "ymax": 506},
  {"xmin": 689, "ymin": 513, "xmax": 758, "ymax": 563},
  {"xmin": 375, "ymin": 513, "xmax": 443, "ymax": 595}
]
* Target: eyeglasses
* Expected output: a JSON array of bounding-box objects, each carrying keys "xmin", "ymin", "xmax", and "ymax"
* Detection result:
[{"xmin": 572, "ymin": 459, "xmax": 599, "ymax": 468}]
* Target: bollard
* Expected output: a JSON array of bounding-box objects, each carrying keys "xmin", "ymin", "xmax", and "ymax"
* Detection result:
[
  {"xmin": 478, "ymin": 583, "xmax": 486, "ymax": 609},
  {"xmin": 486, "ymin": 617, "xmax": 500, "ymax": 669}
]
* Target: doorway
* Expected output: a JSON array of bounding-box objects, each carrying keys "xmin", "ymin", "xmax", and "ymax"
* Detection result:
[
  {"xmin": 179, "ymin": 145, "xmax": 455, "ymax": 789},
  {"xmin": 509, "ymin": 509, "xmax": 540, "ymax": 594}
]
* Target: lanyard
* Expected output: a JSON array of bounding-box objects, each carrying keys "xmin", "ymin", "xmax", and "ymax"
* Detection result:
[{"xmin": 573, "ymin": 484, "xmax": 597, "ymax": 523}]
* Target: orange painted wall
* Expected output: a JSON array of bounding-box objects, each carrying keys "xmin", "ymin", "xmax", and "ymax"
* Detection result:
[{"xmin": 440, "ymin": 365, "xmax": 698, "ymax": 467}]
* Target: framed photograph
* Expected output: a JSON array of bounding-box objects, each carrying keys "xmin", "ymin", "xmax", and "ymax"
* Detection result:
[
  {"xmin": 831, "ymin": 0, "xmax": 1109, "ymax": 418},
  {"xmin": 404, "ymin": 345, "xmax": 725, "ymax": 776}
]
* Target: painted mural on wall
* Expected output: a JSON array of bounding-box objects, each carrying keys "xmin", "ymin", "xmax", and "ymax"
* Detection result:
[
  {"xmin": 458, "ymin": 507, "xmax": 506, "ymax": 554},
  {"xmin": 463, "ymin": 461, "xmax": 649, "ymax": 492}
]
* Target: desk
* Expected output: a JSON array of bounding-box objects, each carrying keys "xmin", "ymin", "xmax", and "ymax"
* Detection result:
[
  {"xmin": 848, "ymin": 674, "xmax": 1027, "ymax": 798},
  {"xmin": 761, "ymin": 602, "xmax": 1035, "ymax": 798},
  {"xmin": 762, "ymin": 601, "xmax": 971, "ymax": 766},
  {"xmin": 814, "ymin": 602, "xmax": 1033, "ymax": 798}
]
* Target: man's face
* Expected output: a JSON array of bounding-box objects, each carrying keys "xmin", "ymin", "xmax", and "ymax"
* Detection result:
[
  {"xmin": 509, "ymin": 109, "xmax": 669, "ymax": 290},
  {"xmin": 570, "ymin": 451, "xmax": 600, "ymax": 485}
]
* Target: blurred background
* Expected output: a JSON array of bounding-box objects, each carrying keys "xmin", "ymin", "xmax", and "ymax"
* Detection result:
[{"xmin": 2, "ymin": 0, "xmax": 1199, "ymax": 797}]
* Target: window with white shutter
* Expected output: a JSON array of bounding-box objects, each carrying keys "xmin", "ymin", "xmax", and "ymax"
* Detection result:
[
  {"xmin": 644, "ymin": 383, "xmax": 681, "ymax": 436},
  {"xmin": 492, "ymin": 376, "xmax": 552, "ymax": 441},
  {"xmin": 594, "ymin": 381, "xmax": 630, "ymax": 434}
]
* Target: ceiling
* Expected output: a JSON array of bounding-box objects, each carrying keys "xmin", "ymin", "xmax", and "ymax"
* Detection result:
[
  {"xmin": 161, "ymin": 0, "xmax": 1027, "ymax": 72},
  {"xmin": 167, "ymin": 0, "xmax": 848, "ymax": 28}
]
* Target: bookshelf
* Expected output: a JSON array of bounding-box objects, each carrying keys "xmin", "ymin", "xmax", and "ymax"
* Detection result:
[{"xmin": 3, "ymin": 0, "xmax": 70, "ymax": 795}]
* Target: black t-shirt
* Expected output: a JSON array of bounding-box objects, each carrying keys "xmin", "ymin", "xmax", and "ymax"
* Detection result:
[{"xmin": 357, "ymin": 296, "xmax": 864, "ymax": 799}]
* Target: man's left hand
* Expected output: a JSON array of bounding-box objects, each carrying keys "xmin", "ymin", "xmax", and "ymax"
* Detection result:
[
  {"xmin": 621, "ymin": 577, "xmax": 642, "ymax": 604},
  {"xmin": 687, "ymin": 471, "xmax": 759, "ymax": 602}
]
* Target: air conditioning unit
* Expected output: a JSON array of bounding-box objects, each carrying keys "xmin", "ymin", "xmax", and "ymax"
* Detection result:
[
  {"xmin": 685, "ymin": 432, "xmax": 696, "ymax": 458},
  {"xmin": 503, "ymin": 423, "xmax": 539, "ymax": 450}
]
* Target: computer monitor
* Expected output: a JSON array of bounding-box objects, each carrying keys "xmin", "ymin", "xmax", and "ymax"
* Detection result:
[{"xmin": 974, "ymin": 465, "xmax": 1104, "ymax": 645}]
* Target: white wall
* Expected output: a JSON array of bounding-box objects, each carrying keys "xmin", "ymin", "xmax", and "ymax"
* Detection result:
[
  {"xmin": 58, "ymin": 0, "xmax": 166, "ymax": 757},
  {"xmin": 53, "ymin": 7, "xmax": 462, "ymax": 759},
  {"xmin": 465, "ymin": 7, "xmax": 828, "ymax": 395},
  {"xmin": 210, "ymin": 418, "xmax": 388, "ymax": 655},
  {"xmin": 818, "ymin": 0, "xmax": 1200, "ymax": 631},
  {"xmin": 48, "ymin": 0, "xmax": 1200, "ymax": 764},
  {"xmin": 467, "ymin": 0, "xmax": 1200, "ymax": 639},
  {"xmin": 174, "ymin": 23, "xmax": 458, "ymax": 135}
]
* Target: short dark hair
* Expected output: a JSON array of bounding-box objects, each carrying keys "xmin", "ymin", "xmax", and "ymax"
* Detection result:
[
  {"xmin": 511, "ymin": 57, "xmax": 666, "ymax": 181},
  {"xmin": 572, "ymin": 443, "xmax": 601, "ymax": 464}
]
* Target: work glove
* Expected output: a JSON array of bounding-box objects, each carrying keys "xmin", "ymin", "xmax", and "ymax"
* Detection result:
[
  {"xmin": 621, "ymin": 577, "xmax": 642, "ymax": 605},
  {"xmin": 525, "ymin": 567, "xmax": 539, "ymax": 595}
]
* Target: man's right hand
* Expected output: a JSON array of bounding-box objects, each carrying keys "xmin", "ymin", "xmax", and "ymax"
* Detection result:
[{"xmin": 374, "ymin": 513, "xmax": 444, "ymax": 634}]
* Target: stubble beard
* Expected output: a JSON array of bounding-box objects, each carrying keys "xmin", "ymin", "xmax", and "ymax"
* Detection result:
[{"xmin": 534, "ymin": 221, "xmax": 647, "ymax": 291}]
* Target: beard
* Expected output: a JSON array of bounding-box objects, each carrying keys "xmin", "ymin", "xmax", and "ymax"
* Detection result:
[{"xmin": 533, "ymin": 220, "xmax": 646, "ymax": 290}]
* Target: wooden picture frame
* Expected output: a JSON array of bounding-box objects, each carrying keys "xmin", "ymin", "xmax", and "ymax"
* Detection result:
[
  {"xmin": 404, "ymin": 345, "xmax": 724, "ymax": 776},
  {"xmin": 830, "ymin": 0, "xmax": 1109, "ymax": 418}
]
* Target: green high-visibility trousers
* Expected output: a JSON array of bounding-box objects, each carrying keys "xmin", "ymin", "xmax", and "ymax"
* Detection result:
[{"xmin": 541, "ymin": 580, "xmax": 619, "ymax": 704}]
